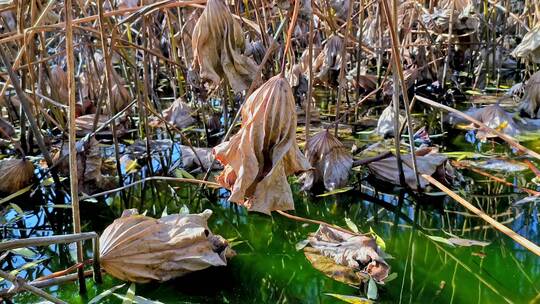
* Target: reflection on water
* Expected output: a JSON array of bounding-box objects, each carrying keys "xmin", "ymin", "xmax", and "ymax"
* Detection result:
[{"xmin": 2, "ymin": 137, "xmax": 540, "ymax": 303}]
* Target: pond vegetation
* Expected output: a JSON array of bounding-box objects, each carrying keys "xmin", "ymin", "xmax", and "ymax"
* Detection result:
[{"xmin": 0, "ymin": 0, "xmax": 539, "ymax": 303}]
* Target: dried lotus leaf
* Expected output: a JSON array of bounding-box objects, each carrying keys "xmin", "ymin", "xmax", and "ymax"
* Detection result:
[
  {"xmin": 300, "ymin": 130, "xmax": 352, "ymax": 191},
  {"xmin": 99, "ymin": 209, "xmax": 234, "ymax": 283},
  {"xmin": 213, "ymin": 76, "xmax": 311, "ymax": 214},
  {"xmin": 304, "ymin": 225, "xmax": 390, "ymax": 284},
  {"xmin": 519, "ymin": 71, "xmax": 540, "ymax": 118},
  {"xmin": 512, "ymin": 26, "xmax": 540, "ymax": 64},
  {"xmin": 0, "ymin": 159, "xmax": 34, "ymax": 194},
  {"xmin": 161, "ymin": 97, "xmax": 196, "ymax": 129},
  {"xmin": 191, "ymin": 0, "xmax": 257, "ymax": 93}
]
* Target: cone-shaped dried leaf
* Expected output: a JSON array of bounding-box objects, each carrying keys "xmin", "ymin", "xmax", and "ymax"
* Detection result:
[
  {"xmin": 512, "ymin": 25, "xmax": 540, "ymax": 64},
  {"xmin": 0, "ymin": 117, "xmax": 15, "ymax": 139},
  {"xmin": 0, "ymin": 159, "xmax": 34, "ymax": 194},
  {"xmin": 191, "ymin": 0, "xmax": 257, "ymax": 93},
  {"xmin": 99, "ymin": 209, "xmax": 234, "ymax": 283},
  {"xmin": 213, "ymin": 76, "xmax": 311, "ymax": 214},
  {"xmin": 300, "ymin": 130, "xmax": 352, "ymax": 191},
  {"xmin": 304, "ymin": 225, "xmax": 390, "ymax": 284}
]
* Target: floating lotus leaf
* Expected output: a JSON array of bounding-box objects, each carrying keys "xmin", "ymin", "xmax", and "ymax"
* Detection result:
[
  {"xmin": 304, "ymin": 225, "xmax": 390, "ymax": 284},
  {"xmin": 300, "ymin": 130, "xmax": 352, "ymax": 191},
  {"xmin": 213, "ymin": 76, "xmax": 311, "ymax": 214},
  {"xmin": 191, "ymin": 0, "xmax": 257, "ymax": 93},
  {"xmin": 99, "ymin": 209, "xmax": 234, "ymax": 283},
  {"xmin": 0, "ymin": 159, "xmax": 34, "ymax": 194}
]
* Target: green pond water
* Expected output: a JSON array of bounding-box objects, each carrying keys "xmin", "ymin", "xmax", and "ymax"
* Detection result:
[{"xmin": 3, "ymin": 115, "xmax": 540, "ymax": 304}]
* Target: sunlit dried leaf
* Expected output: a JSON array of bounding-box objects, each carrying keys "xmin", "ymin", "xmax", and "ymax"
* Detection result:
[
  {"xmin": 191, "ymin": 0, "xmax": 258, "ymax": 93},
  {"xmin": 375, "ymin": 106, "xmax": 404, "ymax": 138},
  {"xmin": 99, "ymin": 209, "xmax": 234, "ymax": 283},
  {"xmin": 455, "ymin": 104, "xmax": 519, "ymax": 139},
  {"xmin": 300, "ymin": 130, "xmax": 352, "ymax": 191},
  {"xmin": 0, "ymin": 159, "xmax": 34, "ymax": 194},
  {"xmin": 213, "ymin": 76, "xmax": 311, "ymax": 214},
  {"xmin": 512, "ymin": 25, "xmax": 540, "ymax": 64},
  {"xmin": 304, "ymin": 225, "xmax": 390, "ymax": 283}
]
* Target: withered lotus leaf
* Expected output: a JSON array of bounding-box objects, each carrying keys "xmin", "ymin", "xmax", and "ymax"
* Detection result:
[
  {"xmin": 191, "ymin": 0, "xmax": 257, "ymax": 93},
  {"xmin": 519, "ymin": 71, "xmax": 540, "ymax": 118},
  {"xmin": 53, "ymin": 137, "xmax": 106, "ymax": 194},
  {"xmin": 213, "ymin": 76, "xmax": 311, "ymax": 214},
  {"xmin": 99, "ymin": 209, "xmax": 234, "ymax": 283},
  {"xmin": 368, "ymin": 153, "xmax": 451, "ymax": 190},
  {"xmin": 300, "ymin": 130, "xmax": 352, "ymax": 191},
  {"xmin": 0, "ymin": 159, "xmax": 34, "ymax": 194},
  {"xmin": 159, "ymin": 97, "xmax": 196, "ymax": 129},
  {"xmin": 304, "ymin": 225, "xmax": 390, "ymax": 284},
  {"xmin": 512, "ymin": 26, "xmax": 540, "ymax": 64},
  {"xmin": 313, "ymin": 35, "xmax": 346, "ymax": 84}
]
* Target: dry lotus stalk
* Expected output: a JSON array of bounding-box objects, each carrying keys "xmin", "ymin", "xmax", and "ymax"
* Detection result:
[
  {"xmin": 99, "ymin": 209, "xmax": 234, "ymax": 283},
  {"xmin": 304, "ymin": 225, "xmax": 390, "ymax": 284},
  {"xmin": 191, "ymin": 0, "xmax": 257, "ymax": 93},
  {"xmin": 300, "ymin": 130, "xmax": 352, "ymax": 191},
  {"xmin": 519, "ymin": 71, "xmax": 540, "ymax": 118},
  {"xmin": 0, "ymin": 159, "xmax": 34, "ymax": 194},
  {"xmin": 213, "ymin": 76, "xmax": 311, "ymax": 214}
]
